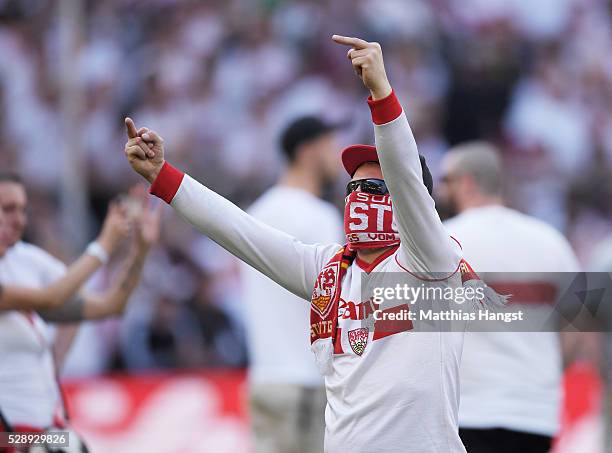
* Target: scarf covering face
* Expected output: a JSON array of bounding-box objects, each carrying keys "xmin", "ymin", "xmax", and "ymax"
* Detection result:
[{"xmin": 344, "ymin": 191, "xmax": 401, "ymax": 251}]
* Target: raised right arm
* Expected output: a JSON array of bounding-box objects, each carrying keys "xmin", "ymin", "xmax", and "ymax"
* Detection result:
[
  {"xmin": 123, "ymin": 118, "xmax": 339, "ymax": 301},
  {"xmin": 149, "ymin": 163, "xmax": 339, "ymax": 301}
]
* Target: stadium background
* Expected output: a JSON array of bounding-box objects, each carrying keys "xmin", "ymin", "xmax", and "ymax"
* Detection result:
[{"xmin": 0, "ymin": 0, "xmax": 609, "ymax": 451}]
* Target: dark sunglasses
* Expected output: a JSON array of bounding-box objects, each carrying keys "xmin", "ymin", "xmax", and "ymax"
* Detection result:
[{"xmin": 346, "ymin": 178, "xmax": 389, "ymax": 196}]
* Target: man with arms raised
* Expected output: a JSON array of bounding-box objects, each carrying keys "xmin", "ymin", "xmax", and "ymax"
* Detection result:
[{"xmin": 124, "ymin": 36, "xmax": 468, "ymax": 452}]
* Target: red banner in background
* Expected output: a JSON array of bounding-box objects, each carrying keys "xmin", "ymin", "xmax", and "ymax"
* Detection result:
[
  {"xmin": 62, "ymin": 365, "xmax": 601, "ymax": 453},
  {"xmin": 553, "ymin": 363, "xmax": 602, "ymax": 453},
  {"xmin": 62, "ymin": 370, "xmax": 250, "ymax": 453}
]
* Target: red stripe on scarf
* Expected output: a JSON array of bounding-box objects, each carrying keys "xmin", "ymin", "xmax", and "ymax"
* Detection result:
[{"xmin": 310, "ymin": 247, "xmax": 356, "ymax": 349}]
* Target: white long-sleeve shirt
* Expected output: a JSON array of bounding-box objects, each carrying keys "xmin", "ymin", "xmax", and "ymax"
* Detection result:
[{"xmin": 150, "ymin": 91, "xmax": 465, "ymax": 452}]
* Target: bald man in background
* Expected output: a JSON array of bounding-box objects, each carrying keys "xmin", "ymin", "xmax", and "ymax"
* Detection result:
[{"xmin": 439, "ymin": 142, "xmax": 580, "ymax": 453}]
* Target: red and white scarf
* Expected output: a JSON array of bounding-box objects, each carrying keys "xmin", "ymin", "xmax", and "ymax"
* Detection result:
[
  {"xmin": 309, "ymin": 247, "xmax": 509, "ymax": 376},
  {"xmin": 310, "ymin": 246, "xmax": 355, "ymax": 375}
]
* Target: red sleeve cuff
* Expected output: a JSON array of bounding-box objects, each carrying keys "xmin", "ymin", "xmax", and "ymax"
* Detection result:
[
  {"xmin": 149, "ymin": 162, "xmax": 185, "ymax": 204},
  {"xmin": 367, "ymin": 90, "xmax": 403, "ymax": 125}
]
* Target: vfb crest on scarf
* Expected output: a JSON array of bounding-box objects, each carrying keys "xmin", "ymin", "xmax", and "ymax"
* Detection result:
[
  {"xmin": 311, "ymin": 262, "xmax": 340, "ymax": 318},
  {"xmin": 348, "ymin": 327, "xmax": 369, "ymax": 356}
]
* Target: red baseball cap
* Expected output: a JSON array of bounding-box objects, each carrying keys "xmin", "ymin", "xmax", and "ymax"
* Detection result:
[
  {"xmin": 341, "ymin": 144, "xmax": 379, "ymax": 177},
  {"xmin": 341, "ymin": 143, "xmax": 434, "ymax": 195}
]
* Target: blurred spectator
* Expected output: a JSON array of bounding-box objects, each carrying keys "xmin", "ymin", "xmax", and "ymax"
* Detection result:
[{"xmin": 440, "ymin": 142, "xmax": 581, "ymax": 453}]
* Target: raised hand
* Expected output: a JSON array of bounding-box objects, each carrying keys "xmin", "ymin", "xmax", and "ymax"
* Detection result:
[
  {"xmin": 128, "ymin": 185, "xmax": 162, "ymax": 252},
  {"xmin": 331, "ymin": 35, "xmax": 392, "ymax": 100},
  {"xmin": 97, "ymin": 201, "xmax": 131, "ymax": 255},
  {"xmin": 124, "ymin": 117, "xmax": 165, "ymax": 183}
]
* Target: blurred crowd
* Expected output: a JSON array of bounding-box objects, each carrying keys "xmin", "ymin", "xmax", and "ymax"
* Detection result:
[{"xmin": 1, "ymin": 0, "xmax": 612, "ymax": 375}]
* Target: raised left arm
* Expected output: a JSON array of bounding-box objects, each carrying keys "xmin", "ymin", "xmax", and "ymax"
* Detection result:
[
  {"xmin": 39, "ymin": 190, "xmax": 160, "ymax": 321},
  {"xmin": 36, "ymin": 247, "xmax": 145, "ymax": 321},
  {"xmin": 370, "ymin": 93, "xmax": 461, "ymax": 274},
  {"xmin": 37, "ymin": 248, "xmax": 147, "ymax": 321},
  {"xmin": 80, "ymin": 251, "xmax": 148, "ymax": 319},
  {"xmin": 69, "ymin": 192, "xmax": 159, "ymax": 320},
  {"xmin": 332, "ymin": 35, "xmax": 460, "ymax": 274}
]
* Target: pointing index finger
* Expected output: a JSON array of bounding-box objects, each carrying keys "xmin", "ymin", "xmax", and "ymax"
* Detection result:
[
  {"xmin": 125, "ymin": 117, "xmax": 138, "ymax": 139},
  {"xmin": 332, "ymin": 35, "xmax": 369, "ymax": 49}
]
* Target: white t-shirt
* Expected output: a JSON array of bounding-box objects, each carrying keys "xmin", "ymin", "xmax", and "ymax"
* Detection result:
[
  {"xmin": 153, "ymin": 94, "xmax": 468, "ymax": 452},
  {"xmin": 323, "ymin": 248, "xmax": 466, "ymax": 453},
  {"xmin": 0, "ymin": 242, "xmax": 66, "ymax": 428},
  {"xmin": 243, "ymin": 186, "xmax": 343, "ymax": 386},
  {"xmin": 444, "ymin": 205, "xmax": 580, "ymax": 436}
]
